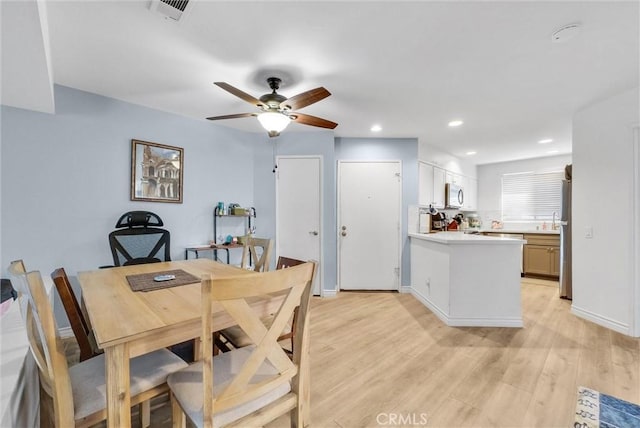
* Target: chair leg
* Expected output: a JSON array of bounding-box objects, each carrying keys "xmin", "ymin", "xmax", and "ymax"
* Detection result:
[
  {"xmin": 171, "ymin": 393, "xmax": 186, "ymax": 428},
  {"xmin": 140, "ymin": 400, "xmax": 151, "ymax": 428},
  {"xmin": 39, "ymin": 385, "xmax": 54, "ymax": 428},
  {"xmin": 291, "ymin": 405, "xmax": 304, "ymax": 428}
]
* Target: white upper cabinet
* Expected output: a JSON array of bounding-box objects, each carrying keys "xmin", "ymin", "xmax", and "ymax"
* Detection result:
[
  {"xmin": 418, "ymin": 162, "xmax": 434, "ymax": 206},
  {"xmin": 463, "ymin": 177, "xmax": 478, "ymax": 211},
  {"xmin": 419, "ymin": 162, "xmax": 476, "ymax": 211},
  {"xmin": 433, "ymin": 166, "xmax": 446, "ymax": 209}
]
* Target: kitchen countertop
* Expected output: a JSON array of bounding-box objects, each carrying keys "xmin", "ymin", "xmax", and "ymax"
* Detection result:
[{"xmin": 409, "ymin": 231, "xmax": 526, "ymax": 245}]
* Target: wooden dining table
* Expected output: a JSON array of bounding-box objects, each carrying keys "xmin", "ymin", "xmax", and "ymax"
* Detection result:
[{"xmin": 78, "ymin": 258, "xmax": 298, "ymax": 428}]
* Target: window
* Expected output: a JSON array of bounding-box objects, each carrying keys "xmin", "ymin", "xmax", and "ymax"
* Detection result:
[{"xmin": 501, "ymin": 171, "xmax": 563, "ymax": 221}]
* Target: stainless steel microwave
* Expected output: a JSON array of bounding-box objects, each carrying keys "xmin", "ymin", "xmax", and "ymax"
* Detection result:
[{"xmin": 446, "ymin": 183, "xmax": 464, "ymax": 208}]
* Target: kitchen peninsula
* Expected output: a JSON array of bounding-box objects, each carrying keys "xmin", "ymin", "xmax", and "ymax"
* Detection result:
[{"xmin": 409, "ymin": 232, "xmax": 526, "ymax": 327}]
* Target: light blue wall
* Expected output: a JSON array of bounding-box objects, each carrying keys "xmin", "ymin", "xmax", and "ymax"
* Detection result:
[
  {"xmin": 1, "ymin": 85, "xmax": 260, "ymax": 324},
  {"xmin": 1, "ymin": 85, "xmax": 419, "ymax": 327},
  {"xmin": 253, "ymin": 134, "xmax": 417, "ymax": 292},
  {"xmin": 252, "ymin": 131, "xmax": 337, "ymax": 293},
  {"xmin": 335, "ymin": 137, "xmax": 418, "ymax": 287}
]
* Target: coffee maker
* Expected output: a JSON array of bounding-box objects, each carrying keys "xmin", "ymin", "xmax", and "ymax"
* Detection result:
[{"xmin": 431, "ymin": 212, "xmax": 447, "ymax": 231}]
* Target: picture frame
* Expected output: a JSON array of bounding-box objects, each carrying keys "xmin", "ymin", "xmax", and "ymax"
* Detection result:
[{"xmin": 130, "ymin": 139, "xmax": 184, "ymax": 203}]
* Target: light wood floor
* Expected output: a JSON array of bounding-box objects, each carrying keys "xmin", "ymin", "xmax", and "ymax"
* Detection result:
[{"xmin": 65, "ymin": 278, "xmax": 640, "ymax": 427}]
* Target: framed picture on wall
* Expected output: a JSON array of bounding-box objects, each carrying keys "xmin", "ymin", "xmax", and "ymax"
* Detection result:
[{"xmin": 130, "ymin": 139, "xmax": 184, "ymax": 203}]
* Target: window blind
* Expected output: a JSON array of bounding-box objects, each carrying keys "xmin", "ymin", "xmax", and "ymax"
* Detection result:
[{"xmin": 501, "ymin": 171, "xmax": 563, "ymax": 221}]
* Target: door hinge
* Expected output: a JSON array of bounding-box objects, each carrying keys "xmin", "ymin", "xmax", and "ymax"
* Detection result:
[{"xmin": 394, "ymin": 267, "xmax": 400, "ymax": 277}]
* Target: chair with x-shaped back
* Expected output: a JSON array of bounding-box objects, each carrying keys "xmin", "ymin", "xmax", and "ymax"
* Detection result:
[
  {"xmin": 168, "ymin": 261, "xmax": 316, "ymax": 428},
  {"xmin": 217, "ymin": 256, "xmax": 308, "ymax": 356},
  {"xmin": 240, "ymin": 236, "xmax": 273, "ymax": 272},
  {"xmin": 7, "ymin": 260, "xmax": 187, "ymax": 428}
]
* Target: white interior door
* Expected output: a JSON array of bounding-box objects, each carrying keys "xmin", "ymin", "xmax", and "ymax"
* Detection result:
[
  {"xmin": 338, "ymin": 161, "xmax": 401, "ymax": 290},
  {"xmin": 276, "ymin": 156, "xmax": 322, "ymax": 295}
]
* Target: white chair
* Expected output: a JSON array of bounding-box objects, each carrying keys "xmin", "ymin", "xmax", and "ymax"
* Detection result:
[
  {"xmin": 168, "ymin": 261, "xmax": 316, "ymax": 428},
  {"xmin": 7, "ymin": 261, "xmax": 188, "ymax": 428}
]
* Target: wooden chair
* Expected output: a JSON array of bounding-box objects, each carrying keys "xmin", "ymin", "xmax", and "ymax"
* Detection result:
[
  {"xmin": 51, "ymin": 268, "xmax": 100, "ymax": 362},
  {"xmin": 168, "ymin": 261, "xmax": 316, "ymax": 428},
  {"xmin": 218, "ymin": 257, "xmax": 308, "ymax": 355},
  {"xmin": 7, "ymin": 262, "xmax": 188, "ymax": 428},
  {"xmin": 240, "ymin": 236, "xmax": 274, "ymax": 272}
]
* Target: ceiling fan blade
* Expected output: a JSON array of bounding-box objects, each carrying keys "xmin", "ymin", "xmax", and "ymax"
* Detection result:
[
  {"xmin": 280, "ymin": 87, "xmax": 331, "ymax": 111},
  {"xmin": 291, "ymin": 113, "xmax": 338, "ymax": 129},
  {"xmin": 214, "ymin": 82, "xmax": 265, "ymax": 108},
  {"xmin": 206, "ymin": 113, "xmax": 257, "ymax": 121}
]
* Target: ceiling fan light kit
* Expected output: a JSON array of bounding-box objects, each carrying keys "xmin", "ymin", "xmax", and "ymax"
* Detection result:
[
  {"xmin": 257, "ymin": 112, "xmax": 291, "ymax": 137},
  {"xmin": 207, "ymin": 77, "xmax": 337, "ymax": 137}
]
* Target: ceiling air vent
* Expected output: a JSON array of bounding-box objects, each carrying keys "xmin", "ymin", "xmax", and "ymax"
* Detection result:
[{"xmin": 149, "ymin": 0, "xmax": 191, "ymax": 22}]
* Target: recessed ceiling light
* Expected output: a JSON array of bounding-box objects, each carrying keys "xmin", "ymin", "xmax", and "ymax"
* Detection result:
[
  {"xmin": 466, "ymin": 151, "xmax": 477, "ymax": 156},
  {"xmin": 547, "ymin": 150, "xmax": 559, "ymax": 154},
  {"xmin": 538, "ymin": 139, "xmax": 553, "ymax": 144},
  {"xmin": 448, "ymin": 120, "xmax": 463, "ymax": 127},
  {"xmin": 371, "ymin": 124, "xmax": 382, "ymax": 132}
]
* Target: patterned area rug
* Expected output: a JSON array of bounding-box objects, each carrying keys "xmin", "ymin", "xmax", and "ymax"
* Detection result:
[{"xmin": 575, "ymin": 386, "xmax": 640, "ymax": 427}]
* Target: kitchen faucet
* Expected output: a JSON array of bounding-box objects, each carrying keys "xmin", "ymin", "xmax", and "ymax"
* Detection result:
[{"xmin": 552, "ymin": 212, "xmax": 558, "ymax": 230}]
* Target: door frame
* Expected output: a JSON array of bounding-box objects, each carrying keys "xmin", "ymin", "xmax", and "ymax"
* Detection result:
[
  {"xmin": 336, "ymin": 159, "xmax": 403, "ymax": 292},
  {"xmin": 631, "ymin": 125, "xmax": 639, "ymax": 336},
  {"xmin": 275, "ymin": 155, "xmax": 324, "ymax": 297}
]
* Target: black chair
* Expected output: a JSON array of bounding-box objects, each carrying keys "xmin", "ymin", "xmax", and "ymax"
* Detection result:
[{"xmin": 108, "ymin": 211, "xmax": 171, "ymax": 267}]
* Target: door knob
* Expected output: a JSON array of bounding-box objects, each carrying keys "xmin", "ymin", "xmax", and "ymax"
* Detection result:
[
  {"xmin": 341, "ymin": 231, "xmax": 347, "ymax": 237},
  {"xmin": 309, "ymin": 231, "xmax": 319, "ymax": 236}
]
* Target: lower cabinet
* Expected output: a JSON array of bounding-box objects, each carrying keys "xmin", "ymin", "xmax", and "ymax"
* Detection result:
[{"xmin": 523, "ymin": 234, "xmax": 560, "ymax": 278}]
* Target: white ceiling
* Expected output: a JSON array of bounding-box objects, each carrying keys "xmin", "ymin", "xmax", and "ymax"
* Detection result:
[{"xmin": 4, "ymin": 1, "xmax": 639, "ymax": 165}]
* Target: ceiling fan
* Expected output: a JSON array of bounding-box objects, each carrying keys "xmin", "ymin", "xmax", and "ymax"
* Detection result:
[{"xmin": 206, "ymin": 77, "xmax": 338, "ymax": 137}]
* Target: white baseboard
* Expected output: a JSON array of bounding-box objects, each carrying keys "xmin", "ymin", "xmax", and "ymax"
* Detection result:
[
  {"xmin": 58, "ymin": 326, "xmax": 74, "ymax": 339},
  {"xmin": 399, "ymin": 286, "xmax": 412, "ymax": 294},
  {"xmin": 409, "ymin": 287, "xmax": 450, "ymax": 324},
  {"xmin": 571, "ymin": 305, "xmax": 631, "ymax": 336},
  {"xmin": 322, "ymin": 288, "xmax": 337, "ymax": 298},
  {"xmin": 409, "ymin": 287, "xmax": 523, "ymax": 328}
]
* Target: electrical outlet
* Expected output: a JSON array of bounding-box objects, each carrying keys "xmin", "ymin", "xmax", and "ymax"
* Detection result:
[{"xmin": 585, "ymin": 227, "xmax": 593, "ymax": 239}]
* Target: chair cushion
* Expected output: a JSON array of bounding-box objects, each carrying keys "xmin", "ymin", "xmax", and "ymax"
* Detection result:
[
  {"xmin": 167, "ymin": 346, "xmax": 291, "ymax": 428},
  {"xmin": 69, "ymin": 348, "xmax": 187, "ymax": 420}
]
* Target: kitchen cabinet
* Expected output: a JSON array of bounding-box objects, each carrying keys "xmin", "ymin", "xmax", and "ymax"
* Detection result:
[
  {"xmin": 433, "ymin": 166, "xmax": 446, "ymax": 209},
  {"xmin": 463, "ymin": 177, "xmax": 478, "ymax": 211},
  {"xmin": 418, "ymin": 162, "xmax": 476, "ymax": 210},
  {"xmin": 418, "ymin": 162, "xmax": 434, "ymax": 206},
  {"xmin": 410, "ymin": 232, "xmax": 524, "ymax": 327},
  {"xmin": 523, "ymin": 234, "xmax": 560, "ymax": 278},
  {"xmin": 445, "ymin": 171, "xmax": 477, "ymax": 211},
  {"xmin": 445, "ymin": 171, "xmax": 464, "ymax": 186},
  {"xmin": 418, "ymin": 162, "xmax": 446, "ymax": 209}
]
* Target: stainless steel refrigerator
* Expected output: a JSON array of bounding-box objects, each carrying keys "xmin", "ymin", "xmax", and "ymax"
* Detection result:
[{"xmin": 560, "ymin": 165, "xmax": 572, "ymax": 299}]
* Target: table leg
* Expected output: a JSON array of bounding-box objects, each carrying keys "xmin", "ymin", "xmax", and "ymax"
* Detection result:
[{"xmin": 106, "ymin": 343, "xmax": 131, "ymax": 428}]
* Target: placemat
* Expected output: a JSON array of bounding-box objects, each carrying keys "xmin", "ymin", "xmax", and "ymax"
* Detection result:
[{"xmin": 126, "ymin": 269, "xmax": 200, "ymax": 292}]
